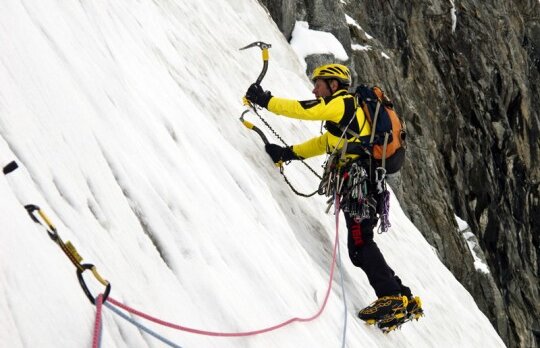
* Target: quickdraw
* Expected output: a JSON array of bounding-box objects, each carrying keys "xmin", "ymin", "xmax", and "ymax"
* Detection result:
[{"xmin": 3, "ymin": 160, "xmax": 111, "ymax": 304}]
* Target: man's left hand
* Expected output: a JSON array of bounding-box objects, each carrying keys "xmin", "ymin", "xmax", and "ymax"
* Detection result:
[{"xmin": 245, "ymin": 83, "xmax": 272, "ymax": 108}]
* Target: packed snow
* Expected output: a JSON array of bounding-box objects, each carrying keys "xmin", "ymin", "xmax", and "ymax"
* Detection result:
[
  {"xmin": 290, "ymin": 21, "xmax": 349, "ymax": 70},
  {"xmin": 450, "ymin": 0, "xmax": 458, "ymax": 33},
  {"xmin": 455, "ymin": 216, "xmax": 490, "ymax": 274},
  {"xmin": 351, "ymin": 44, "xmax": 372, "ymax": 52},
  {"xmin": 345, "ymin": 14, "xmax": 373, "ymax": 40},
  {"xmin": 0, "ymin": 0, "xmax": 504, "ymax": 347}
]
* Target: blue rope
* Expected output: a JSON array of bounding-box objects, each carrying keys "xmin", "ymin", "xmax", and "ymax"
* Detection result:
[
  {"xmin": 337, "ymin": 224, "xmax": 348, "ymax": 348},
  {"xmin": 98, "ymin": 321, "xmax": 103, "ymax": 348},
  {"xmin": 103, "ymin": 302, "xmax": 183, "ymax": 348},
  {"xmin": 334, "ymin": 196, "xmax": 348, "ymax": 348}
]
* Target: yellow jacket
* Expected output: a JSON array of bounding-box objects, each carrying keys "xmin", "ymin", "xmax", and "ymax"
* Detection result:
[{"xmin": 267, "ymin": 89, "xmax": 371, "ymax": 159}]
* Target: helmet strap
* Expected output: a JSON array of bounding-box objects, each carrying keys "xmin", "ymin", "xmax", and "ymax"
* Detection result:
[
  {"xmin": 326, "ymin": 79, "xmax": 340, "ymax": 94},
  {"xmin": 324, "ymin": 79, "xmax": 332, "ymax": 92}
]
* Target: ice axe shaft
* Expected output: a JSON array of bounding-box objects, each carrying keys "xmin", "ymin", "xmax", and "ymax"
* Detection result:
[
  {"xmin": 239, "ymin": 41, "xmax": 271, "ymax": 85},
  {"xmin": 239, "ymin": 110, "xmax": 269, "ymax": 145},
  {"xmin": 239, "ymin": 41, "xmax": 272, "ymax": 144}
]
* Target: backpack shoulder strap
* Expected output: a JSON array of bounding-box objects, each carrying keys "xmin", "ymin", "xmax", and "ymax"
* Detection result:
[{"xmin": 368, "ymin": 99, "xmax": 382, "ymax": 144}]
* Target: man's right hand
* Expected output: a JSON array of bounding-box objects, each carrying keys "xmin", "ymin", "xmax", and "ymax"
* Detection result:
[{"xmin": 245, "ymin": 83, "xmax": 272, "ymax": 108}]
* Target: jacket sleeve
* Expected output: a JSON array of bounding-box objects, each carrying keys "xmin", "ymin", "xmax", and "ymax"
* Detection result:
[
  {"xmin": 267, "ymin": 97, "xmax": 343, "ymax": 123},
  {"xmin": 291, "ymin": 133, "xmax": 329, "ymax": 159}
]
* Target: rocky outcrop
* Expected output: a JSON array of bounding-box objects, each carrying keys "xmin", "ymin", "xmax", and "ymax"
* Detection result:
[
  {"xmin": 260, "ymin": 0, "xmax": 540, "ymax": 347},
  {"xmin": 259, "ymin": 0, "xmax": 296, "ymax": 40}
]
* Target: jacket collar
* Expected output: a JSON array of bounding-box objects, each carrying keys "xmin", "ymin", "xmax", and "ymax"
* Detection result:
[{"xmin": 332, "ymin": 89, "xmax": 350, "ymax": 97}]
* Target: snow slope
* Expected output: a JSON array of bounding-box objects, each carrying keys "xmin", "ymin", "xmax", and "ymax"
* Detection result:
[{"xmin": 0, "ymin": 0, "xmax": 505, "ymax": 347}]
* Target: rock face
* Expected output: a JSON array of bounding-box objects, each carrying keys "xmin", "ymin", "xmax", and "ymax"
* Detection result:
[
  {"xmin": 259, "ymin": 0, "xmax": 296, "ymax": 40},
  {"xmin": 261, "ymin": 0, "xmax": 540, "ymax": 347}
]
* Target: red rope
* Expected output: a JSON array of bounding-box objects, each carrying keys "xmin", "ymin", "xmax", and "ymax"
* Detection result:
[
  {"xmin": 106, "ymin": 218, "xmax": 340, "ymax": 337},
  {"xmin": 92, "ymin": 294, "xmax": 104, "ymax": 348}
]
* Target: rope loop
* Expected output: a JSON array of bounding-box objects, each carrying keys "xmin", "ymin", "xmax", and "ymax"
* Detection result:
[{"xmin": 99, "ymin": 216, "xmax": 343, "ymax": 339}]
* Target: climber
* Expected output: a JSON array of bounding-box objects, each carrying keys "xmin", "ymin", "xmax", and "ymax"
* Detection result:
[{"xmin": 244, "ymin": 63, "xmax": 423, "ymax": 331}]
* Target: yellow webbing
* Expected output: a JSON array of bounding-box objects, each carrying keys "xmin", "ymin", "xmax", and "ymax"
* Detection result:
[
  {"xmin": 91, "ymin": 265, "xmax": 110, "ymax": 286},
  {"xmin": 38, "ymin": 209, "xmax": 55, "ymax": 230}
]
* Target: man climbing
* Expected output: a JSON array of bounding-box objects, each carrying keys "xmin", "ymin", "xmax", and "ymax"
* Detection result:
[{"xmin": 244, "ymin": 63, "xmax": 423, "ymax": 331}]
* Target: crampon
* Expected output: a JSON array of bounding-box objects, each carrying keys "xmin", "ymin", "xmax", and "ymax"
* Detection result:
[{"xmin": 360, "ymin": 295, "xmax": 424, "ymax": 333}]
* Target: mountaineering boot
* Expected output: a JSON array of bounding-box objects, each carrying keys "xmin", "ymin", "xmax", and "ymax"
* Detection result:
[
  {"xmin": 406, "ymin": 296, "xmax": 424, "ymax": 321},
  {"xmin": 376, "ymin": 295, "xmax": 424, "ymax": 333},
  {"xmin": 357, "ymin": 295, "xmax": 408, "ymax": 325},
  {"xmin": 376, "ymin": 311, "xmax": 407, "ymax": 333}
]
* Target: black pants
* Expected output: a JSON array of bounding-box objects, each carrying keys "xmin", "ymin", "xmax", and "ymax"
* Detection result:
[{"xmin": 345, "ymin": 211, "xmax": 412, "ymax": 298}]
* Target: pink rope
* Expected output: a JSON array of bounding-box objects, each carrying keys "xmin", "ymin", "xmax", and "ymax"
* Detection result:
[
  {"xmin": 92, "ymin": 294, "xmax": 104, "ymax": 348},
  {"xmin": 335, "ymin": 194, "xmax": 341, "ymax": 232},
  {"xmin": 106, "ymin": 218, "xmax": 341, "ymax": 337}
]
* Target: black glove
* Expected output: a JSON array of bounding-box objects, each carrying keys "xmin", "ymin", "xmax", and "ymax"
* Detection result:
[
  {"xmin": 265, "ymin": 143, "xmax": 299, "ymax": 164},
  {"xmin": 245, "ymin": 83, "xmax": 272, "ymax": 108}
]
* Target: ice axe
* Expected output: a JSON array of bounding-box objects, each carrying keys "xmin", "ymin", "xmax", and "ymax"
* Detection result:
[
  {"xmin": 237, "ymin": 42, "xmax": 322, "ymax": 193},
  {"xmin": 239, "ymin": 41, "xmax": 273, "ymax": 149},
  {"xmin": 239, "ymin": 41, "xmax": 271, "ymax": 86}
]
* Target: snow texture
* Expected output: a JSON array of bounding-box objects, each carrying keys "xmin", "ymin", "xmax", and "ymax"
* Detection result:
[{"xmin": 0, "ymin": 0, "xmax": 503, "ymax": 347}]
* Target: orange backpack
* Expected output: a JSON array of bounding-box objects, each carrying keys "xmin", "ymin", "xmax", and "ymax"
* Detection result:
[{"xmin": 352, "ymin": 85, "xmax": 407, "ymax": 173}]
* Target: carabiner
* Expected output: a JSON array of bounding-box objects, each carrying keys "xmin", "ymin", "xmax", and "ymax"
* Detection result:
[
  {"xmin": 77, "ymin": 263, "xmax": 111, "ymax": 305},
  {"xmin": 24, "ymin": 204, "xmax": 59, "ymax": 240}
]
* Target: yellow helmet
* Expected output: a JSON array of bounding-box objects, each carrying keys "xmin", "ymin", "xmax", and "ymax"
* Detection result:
[{"xmin": 311, "ymin": 64, "xmax": 352, "ymax": 86}]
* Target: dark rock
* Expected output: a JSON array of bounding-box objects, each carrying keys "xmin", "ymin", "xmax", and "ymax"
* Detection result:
[
  {"xmin": 260, "ymin": 0, "xmax": 540, "ymax": 346},
  {"xmin": 259, "ymin": 0, "xmax": 296, "ymax": 40}
]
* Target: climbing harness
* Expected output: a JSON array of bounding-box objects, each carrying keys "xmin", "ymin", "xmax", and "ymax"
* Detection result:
[
  {"xmin": 239, "ymin": 41, "xmax": 321, "ymax": 197},
  {"xmin": 315, "ymin": 106, "xmax": 393, "ymax": 230},
  {"xmin": 2, "ymin": 160, "xmax": 111, "ymax": 304},
  {"xmin": 320, "ymin": 154, "xmax": 392, "ymax": 230}
]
